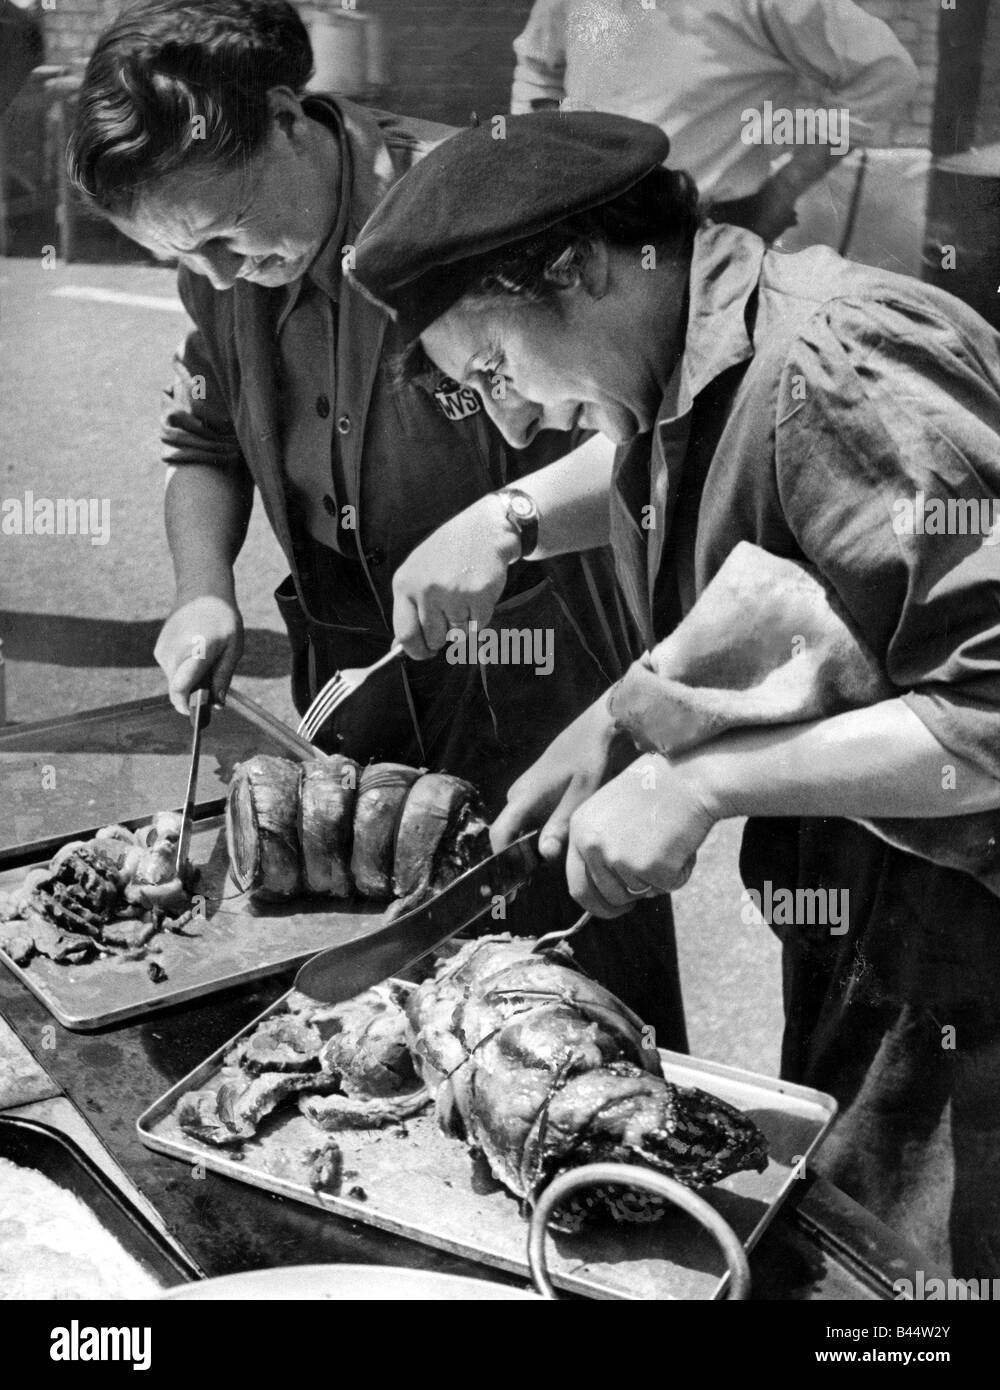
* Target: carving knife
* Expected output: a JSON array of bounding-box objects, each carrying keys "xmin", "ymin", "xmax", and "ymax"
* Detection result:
[
  {"xmin": 293, "ymin": 829, "xmax": 540, "ymax": 1005},
  {"xmin": 175, "ymin": 687, "xmax": 211, "ymax": 876}
]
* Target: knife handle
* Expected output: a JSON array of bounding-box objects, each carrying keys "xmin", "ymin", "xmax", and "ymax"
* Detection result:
[{"xmin": 189, "ymin": 686, "xmax": 212, "ymax": 730}]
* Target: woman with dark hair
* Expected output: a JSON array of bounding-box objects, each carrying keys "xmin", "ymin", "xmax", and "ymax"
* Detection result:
[
  {"xmin": 350, "ymin": 112, "xmax": 1000, "ymax": 1276},
  {"xmin": 64, "ymin": 2, "xmax": 685, "ymax": 1036}
]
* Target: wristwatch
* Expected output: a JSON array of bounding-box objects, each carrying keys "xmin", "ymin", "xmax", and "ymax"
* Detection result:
[{"xmin": 496, "ymin": 486, "xmax": 540, "ymax": 559}]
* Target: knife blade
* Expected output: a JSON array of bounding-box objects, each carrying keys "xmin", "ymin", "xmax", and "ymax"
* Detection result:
[
  {"xmin": 293, "ymin": 829, "xmax": 540, "ymax": 1005},
  {"xmin": 175, "ymin": 687, "xmax": 211, "ymax": 876}
]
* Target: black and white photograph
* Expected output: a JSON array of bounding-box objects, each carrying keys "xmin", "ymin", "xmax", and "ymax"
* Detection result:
[{"xmin": 1, "ymin": 0, "xmax": 999, "ymax": 1342}]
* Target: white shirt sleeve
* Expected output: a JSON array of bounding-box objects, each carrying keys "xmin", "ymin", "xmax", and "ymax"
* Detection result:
[
  {"xmin": 753, "ymin": 0, "xmax": 919, "ymax": 132},
  {"xmin": 511, "ymin": 0, "xmax": 570, "ymax": 114}
]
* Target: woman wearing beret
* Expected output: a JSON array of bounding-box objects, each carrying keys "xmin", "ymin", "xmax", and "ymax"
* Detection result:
[
  {"xmin": 65, "ymin": 1, "xmax": 685, "ymax": 1036},
  {"xmin": 350, "ymin": 112, "xmax": 1000, "ymax": 1276}
]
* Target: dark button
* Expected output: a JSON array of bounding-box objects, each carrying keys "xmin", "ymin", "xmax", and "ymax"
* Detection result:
[
  {"xmin": 316, "ymin": 394, "xmax": 331, "ymax": 418},
  {"xmin": 322, "ymin": 494, "xmax": 338, "ymax": 516},
  {"xmin": 337, "ymin": 413, "xmax": 351, "ymax": 435},
  {"xmin": 365, "ymin": 546, "xmax": 386, "ymax": 567}
]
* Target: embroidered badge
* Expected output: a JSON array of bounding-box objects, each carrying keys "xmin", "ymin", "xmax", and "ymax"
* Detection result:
[{"xmin": 433, "ymin": 375, "xmax": 482, "ymax": 421}]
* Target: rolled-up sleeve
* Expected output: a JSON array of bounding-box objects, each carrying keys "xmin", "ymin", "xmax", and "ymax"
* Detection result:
[
  {"xmin": 160, "ymin": 273, "xmax": 246, "ymax": 474},
  {"xmin": 756, "ymin": 0, "xmax": 919, "ymax": 134},
  {"xmin": 775, "ymin": 291, "xmax": 1000, "ymax": 778},
  {"xmin": 511, "ymin": 0, "xmax": 568, "ymax": 113}
]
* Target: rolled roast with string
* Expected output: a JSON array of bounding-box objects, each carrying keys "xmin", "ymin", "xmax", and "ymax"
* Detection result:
[{"xmin": 225, "ymin": 756, "xmax": 489, "ymax": 910}]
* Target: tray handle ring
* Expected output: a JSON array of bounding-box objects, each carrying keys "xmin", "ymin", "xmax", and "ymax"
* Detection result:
[{"xmin": 526, "ymin": 1162, "xmax": 751, "ymax": 1301}]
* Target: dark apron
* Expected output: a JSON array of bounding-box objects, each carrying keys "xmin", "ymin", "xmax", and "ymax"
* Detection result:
[{"xmin": 742, "ymin": 816, "xmax": 1000, "ymax": 1278}]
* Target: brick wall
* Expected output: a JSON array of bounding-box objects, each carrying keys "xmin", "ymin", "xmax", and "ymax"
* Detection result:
[
  {"xmin": 35, "ymin": 0, "xmax": 963, "ymax": 148},
  {"xmin": 856, "ymin": 0, "xmax": 940, "ymax": 146},
  {"xmin": 39, "ymin": 0, "xmax": 121, "ymax": 68},
  {"xmin": 976, "ymin": 0, "xmax": 1000, "ymax": 144}
]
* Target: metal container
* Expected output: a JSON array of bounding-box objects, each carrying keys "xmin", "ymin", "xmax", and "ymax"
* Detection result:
[{"xmin": 0, "ymin": 1115, "xmax": 199, "ymax": 1291}]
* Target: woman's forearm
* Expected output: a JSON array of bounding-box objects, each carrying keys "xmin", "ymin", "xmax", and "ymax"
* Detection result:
[
  {"xmin": 518, "ymin": 432, "xmax": 616, "ymax": 558},
  {"xmin": 164, "ymin": 463, "xmax": 253, "ymax": 602},
  {"xmin": 676, "ymin": 698, "xmax": 1000, "ymax": 820}
]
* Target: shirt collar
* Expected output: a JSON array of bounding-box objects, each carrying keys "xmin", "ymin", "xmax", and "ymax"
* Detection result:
[
  {"xmin": 299, "ymin": 95, "xmax": 352, "ymax": 300},
  {"xmin": 657, "ymin": 222, "xmax": 767, "ymax": 428}
]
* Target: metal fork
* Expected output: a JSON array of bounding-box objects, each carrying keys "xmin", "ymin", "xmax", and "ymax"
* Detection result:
[
  {"xmin": 296, "ymin": 640, "xmax": 404, "ymax": 743},
  {"xmin": 531, "ymin": 910, "xmax": 592, "ymax": 953}
]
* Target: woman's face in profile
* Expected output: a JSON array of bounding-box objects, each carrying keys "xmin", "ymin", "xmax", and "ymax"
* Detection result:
[{"xmin": 110, "ymin": 104, "xmax": 335, "ymax": 291}]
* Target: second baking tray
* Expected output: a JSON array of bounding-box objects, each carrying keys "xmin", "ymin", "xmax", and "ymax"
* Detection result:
[
  {"xmin": 0, "ymin": 1115, "xmax": 200, "ymax": 1292},
  {"xmin": 0, "ymin": 816, "xmax": 385, "ymax": 1030},
  {"xmin": 138, "ymin": 989, "xmax": 838, "ymax": 1301}
]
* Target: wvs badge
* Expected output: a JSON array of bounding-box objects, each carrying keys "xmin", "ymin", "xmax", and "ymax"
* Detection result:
[{"xmin": 432, "ymin": 375, "xmax": 481, "ymax": 421}]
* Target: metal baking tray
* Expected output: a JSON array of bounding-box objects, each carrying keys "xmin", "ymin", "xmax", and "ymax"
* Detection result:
[
  {"xmin": 0, "ymin": 816, "xmax": 386, "ymax": 1031},
  {"xmin": 0, "ymin": 1114, "xmax": 200, "ymax": 1291},
  {"xmin": 0, "ymin": 689, "xmax": 311, "ymax": 868},
  {"xmin": 138, "ymin": 989, "xmax": 838, "ymax": 1301}
]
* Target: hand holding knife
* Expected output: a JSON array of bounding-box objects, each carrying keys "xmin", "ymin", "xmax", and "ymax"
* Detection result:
[{"xmin": 175, "ymin": 687, "xmax": 211, "ymax": 878}]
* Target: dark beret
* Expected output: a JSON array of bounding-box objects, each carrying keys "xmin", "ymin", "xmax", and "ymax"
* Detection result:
[{"xmin": 349, "ymin": 111, "xmax": 671, "ymax": 342}]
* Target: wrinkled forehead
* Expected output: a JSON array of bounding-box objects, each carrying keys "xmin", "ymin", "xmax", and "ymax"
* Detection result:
[
  {"xmin": 419, "ymin": 297, "xmax": 530, "ymax": 381},
  {"xmin": 116, "ymin": 160, "xmax": 253, "ymax": 253}
]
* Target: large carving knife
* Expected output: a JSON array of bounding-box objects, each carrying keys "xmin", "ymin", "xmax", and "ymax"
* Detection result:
[
  {"xmin": 175, "ymin": 688, "xmax": 212, "ymax": 876},
  {"xmin": 293, "ymin": 830, "xmax": 540, "ymax": 1005}
]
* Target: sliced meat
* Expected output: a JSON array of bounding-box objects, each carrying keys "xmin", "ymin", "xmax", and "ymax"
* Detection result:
[
  {"xmin": 28, "ymin": 844, "xmax": 122, "ymax": 936},
  {"xmin": 226, "ymin": 755, "xmax": 303, "ymax": 900},
  {"xmin": 0, "ymin": 916, "xmax": 35, "ymax": 965},
  {"xmin": 21, "ymin": 907, "xmax": 94, "ymax": 963},
  {"xmin": 178, "ymin": 1070, "xmax": 337, "ymax": 1146},
  {"xmin": 298, "ymin": 756, "xmax": 358, "ymax": 897},
  {"xmin": 350, "ymin": 763, "xmax": 421, "ymax": 898},
  {"xmin": 225, "ymin": 1016, "xmax": 324, "ymax": 1074},
  {"xmin": 392, "ymin": 773, "xmax": 480, "ymax": 898},
  {"xmin": 100, "ymin": 918, "xmax": 160, "ymax": 949},
  {"xmin": 316, "ymin": 983, "xmax": 419, "ymax": 1097},
  {"xmin": 298, "ymin": 1086, "xmax": 430, "ymax": 1132}
]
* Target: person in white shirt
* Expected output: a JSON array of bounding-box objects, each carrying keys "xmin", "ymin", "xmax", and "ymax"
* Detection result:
[{"xmin": 511, "ymin": 0, "xmax": 918, "ymax": 241}]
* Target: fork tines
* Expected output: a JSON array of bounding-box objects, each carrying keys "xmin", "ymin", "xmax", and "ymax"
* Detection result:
[{"xmin": 297, "ymin": 677, "xmax": 349, "ymax": 741}]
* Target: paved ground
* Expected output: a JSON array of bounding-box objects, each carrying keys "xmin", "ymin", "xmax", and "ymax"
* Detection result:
[{"xmin": 0, "ymin": 252, "xmax": 784, "ymax": 1074}]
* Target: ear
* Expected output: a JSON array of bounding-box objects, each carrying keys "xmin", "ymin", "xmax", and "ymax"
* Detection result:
[
  {"xmin": 544, "ymin": 239, "xmax": 609, "ymax": 299},
  {"xmin": 265, "ymin": 86, "xmax": 305, "ymax": 140}
]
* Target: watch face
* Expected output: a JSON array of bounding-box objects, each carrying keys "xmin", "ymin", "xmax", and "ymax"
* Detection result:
[{"xmin": 509, "ymin": 495, "xmax": 534, "ymax": 520}]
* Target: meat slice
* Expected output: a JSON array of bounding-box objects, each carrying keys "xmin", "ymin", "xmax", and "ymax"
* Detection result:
[
  {"xmin": 177, "ymin": 1070, "xmax": 338, "ymax": 1146},
  {"xmin": 179, "ymin": 982, "xmax": 423, "ymax": 1147},
  {"xmin": 0, "ymin": 917, "xmax": 35, "ymax": 965},
  {"xmin": 298, "ymin": 756, "xmax": 358, "ymax": 896},
  {"xmin": 350, "ymin": 763, "xmax": 421, "ymax": 898},
  {"xmin": 316, "ymin": 983, "xmax": 418, "ymax": 1097},
  {"xmin": 20, "ymin": 908, "xmax": 94, "ymax": 963},
  {"xmin": 225, "ymin": 1016, "xmax": 324, "ymax": 1074},
  {"xmin": 28, "ymin": 844, "xmax": 122, "ymax": 936},
  {"xmin": 298, "ymin": 1087, "xmax": 429, "ymax": 1132},
  {"xmin": 226, "ymin": 755, "xmax": 303, "ymax": 899}
]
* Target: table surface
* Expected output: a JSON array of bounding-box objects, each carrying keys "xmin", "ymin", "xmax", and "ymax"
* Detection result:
[{"xmin": 0, "ymin": 694, "xmax": 932, "ymax": 1299}]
